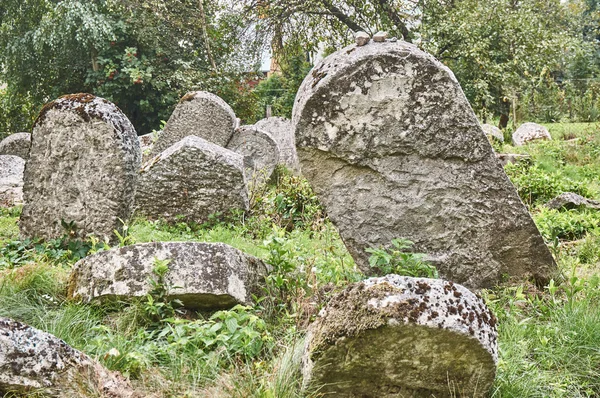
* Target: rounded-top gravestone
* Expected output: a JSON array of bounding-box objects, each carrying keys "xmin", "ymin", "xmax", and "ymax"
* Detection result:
[
  {"xmin": 293, "ymin": 40, "xmax": 555, "ymax": 289},
  {"xmin": 481, "ymin": 123, "xmax": 504, "ymax": 143},
  {"xmin": 0, "ymin": 132, "xmax": 31, "ymax": 159},
  {"xmin": 0, "ymin": 155, "xmax": 25, "ymax": 207},
  {"xmin": 20, "ymin": 94, "xmax": 141, "ymax": 241},
  {"xmin": 152, "ymin": 91, "xmax": 236, "ymax": 155},
  {"xmin": 254, "ymin": 117, "xmax": 300, "ymax": 172},
  {"xmin": 226, "ymin": 126, "xmax": 280, "ymax": 181},
  {"xmin": 512, "ymin": 122, "xmax": 551, "ymax": 146}
]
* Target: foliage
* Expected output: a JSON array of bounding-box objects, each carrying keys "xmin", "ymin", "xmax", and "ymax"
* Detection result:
[
  {"xmin": 143, "ymin": 258, "xmax": 183, "ymax": 325},
  {"xmin": 365, "ymin": 238, "xmax": 438, "ymax": 278},
  {"xmin": 534, "ymin": 207, "xmax": 600, "ymax": 241}
]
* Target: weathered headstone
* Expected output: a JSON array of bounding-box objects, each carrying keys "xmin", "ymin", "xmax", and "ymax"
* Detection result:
[
  {"xmin": 0, "ymin": 317, "xmax": 138, "ymax": 397},
  {"xmin": 293, "ymin": 41, "xmax": 555, "ymax": 288},
  {"xmin": 302, "ymin": 275, "xmax": 498, "ymax": 398},
  {"xmin": 136, "ymin": 135, "xmax": 249, "ymax": 223},
  {"xmin": 481, "ymin": 123, "xmax": 504, "ymax": 143},
  {"xmin": 545, "ymin": 192, "xmax": 600, "ymax": 210},
  {"xmin": 68, "ymin": 242, "xmax": 269, "ymax": 309},
  {"xmin": 0, "ymin": 155, "xmax": 24, "ymax": 207},
  {"xmin": 226, "ymin": 126, "xmax": 280, "ymax": 181},
  {"xmin": 512, "ymin": 122, "xmax": 551, "ymax": 146},
  {"xmin": 20, "ymin": 94, "xmax": 141, "ymax": 241},
  {"xmin": 254, "ymin": 117, "xmax": 300, "ymax": 172},
  {"xmin": 0, "ymin": 132, "xmax": 31, "ymax": 159},
  {"xmin": 152, "ymin": 91, "xmax": 236, "ymax": 155}
]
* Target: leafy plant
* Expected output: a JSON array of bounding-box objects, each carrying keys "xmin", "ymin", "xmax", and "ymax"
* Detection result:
[
  {"xmin": 143, "ymin": 258, "xmax": 183, "ymax": 325},
  {"xmin": 366, "ymin": 238, "xmax": 438, "ymax": 278}
]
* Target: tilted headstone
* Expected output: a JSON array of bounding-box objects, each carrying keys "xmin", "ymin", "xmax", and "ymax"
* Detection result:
[
  {"xmin": 136, "ymin": 135, "xmax": 249, "ymax": 223},
  {"xmin": 20, "ymin": 94, "xmax": 141, "ymax": 241},
  {"xmin": 0, "ymin": 155, "xmax": 24, "ymax": 207},
  {"xmin": 68, "ymin": 242, "xmax": 269, "ymax": 309},
  {"xmin": 0, "ymin": 132, "xmax": 31, "ymax": 159},
  {"xmin": 254, "ymin": 117, "xmax": 301, "ymax": 172},
  {"xmin": 545, "ymin": 192, "xmax": 600, "ymax": 211},
  {"xmin": 302, "ymin": 275, "xmax": 498, "ymax": 397},
  {"xmin": 481, "ymin": 123, "xmax": 504, "ymax": 143},
  {"xmin": 293, "ymin": 41, "xmax": 555, "ymax": 288},
  {"xmin": 512, "ymin": 122, "xmax": 551, "ymax": 146},
  {"xmin": 152, "ymin": 91, "xmax": 236, "ymax": 155},
  {"xmin": 226, "ymin": 126, "xmax": 280, "ymax": 181}
]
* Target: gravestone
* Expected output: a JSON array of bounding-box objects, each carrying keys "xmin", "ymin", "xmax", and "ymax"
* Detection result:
[
  {"xmin": 0, "ymin": 155, "xmax": 24, "ymax": 207},
  {"xmin": 0, "ymin": 132, "xmax": 31, "ymax": 159},
  {"xmin": 545, "ymin": 192, "xmax": 600, "ymax": 210},
  {"xmin": 136, "ymin": 135, "xmax": 249, "ymax": 223},
  {"xmin": 481, "ymin": 123, "xmax": 504, "ymax": 143},
  {"xmin": 293, "ymin": 40, "xmax": 555, "ymax": 288},
  {"xmin": 302, "ymin": 275, "xmax": 497, "ymax": 398},
  {"xmin": 512, "ymin": 122, "xmax": 551, "ymax": 146},
  {"xmin": 254, "ymin": 117, "xmax": 301, "ymax": 172},
  {"xmin": 20, "ymin": 94, "xmax": 141, "ymax": 241},
  {"xmin": 226, "ymin": 126, "xmax": 280, "ymax": 181},
  {"xmin": 152, "ymin": 91, "xmax": 236, "ymax": 155}
]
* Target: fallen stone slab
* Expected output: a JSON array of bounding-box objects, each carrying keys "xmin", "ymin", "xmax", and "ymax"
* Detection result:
[
  {"xmin": 545, "ymin": 192, "xmax": 600, "ymax": 210},
  {"xmin": 0, "ymin": 155, "xmax": 24, "ymax": 207},
  {"xmin": 0, "ymin": 317, "xmax": 138, "ymax": 397},
  {"xmin": 481, "ymin": 123, "xmax": 504, "ymax": 143},
  {"xmin": 302, "ymin": 275, "xmax": 498, "ymax": 398},
  {"xmin": 68, "ymin": 242, "xmax": 269, "ymax": 309},
  {"xmin": 512, "ymin": 122, "xmax": 551, "ymax": 146},
  {"xmin": 152, "ymin": 91, "xmax": 236, "ymax": 155},
  {"xmin": 495, "ymin": 153, "xmax": 531, "ymax": 167},
  {"xmin": 226, "ymin": 126, "xmax": 280, "ymax": 181},
  {"xmin": 135, "ymin": 135, "xmax": 249, "ymax": 223},
  {"xmin": 254, "ymin": 117, "xmax": 300, "ymax": 172},
  {"xmin": 293, "ymin": 40, "xmax": 555, "ymax": 288},
  {"xmin": 20, "ymin": 93, "xmax": 141, "ymax": 242},
  {"xmin": 0, "ymin": 132, "xmax": 31, "ymax": 159}
]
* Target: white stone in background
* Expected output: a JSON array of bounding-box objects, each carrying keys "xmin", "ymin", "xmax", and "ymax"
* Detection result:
[
  {"xmin": 254, "ymin": 117, "xmax": 300, "ymax": 172},
  {"xmin": 355, "ymin": 31, "xmax": 370, "ymax": 46},
  {"xmin": 0, "ymin": 155, "xmax": 24, "ymax": 207},
  {"xmin": 226, "ymin": 125, "xmax": 280, "ymax": 181},
  {"xmin": 0, "ymin": 132, "xmax": 31, "ymax": 159},
  {"xmin": 481, "ymin": 123, "xmax": 504, "ymax": 143},
  {"xmin": 512, "ymin": 122, "xmax": 551, "ymax": 146}
]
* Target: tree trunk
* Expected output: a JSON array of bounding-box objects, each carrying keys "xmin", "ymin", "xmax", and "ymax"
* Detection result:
[{"xmin": 198, "ymin": 0, "xmax": 216, "ymax": 71}]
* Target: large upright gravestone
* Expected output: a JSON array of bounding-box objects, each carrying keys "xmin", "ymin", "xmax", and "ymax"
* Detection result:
[
  {"xmin": 20, "ymin": 94, "xmax": 141, "ymax": 241},
  {"xmin": 293, "ymin": 41, "xmax": 555, "ymax": 289}
]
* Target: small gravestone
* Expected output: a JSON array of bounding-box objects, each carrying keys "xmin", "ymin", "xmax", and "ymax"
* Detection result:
[
  {"xmin": 545, "ymin": 192, "xmax": 600, "ymax": 210},
  {"xmin": 254, "ymin": 117, "xmax": 300, "ymax": 172},
  {"xmin": 226, "ymin": 126, "xmax": 280, "ymax": 181},
  {"xmin": 512, "ymin": 122, "xmax": 551, "ymax": 146},
  {"xmin": 0, "ymin": 132, "xmax": 31, "ymax": 159},
  {"xmin": 481, "ymin": 123, "xmax": 504, "ymax": 143},
  {"xmin": 152, "ymin": 91, "xmax": 236, "ymax": 155},
  {"xmin": 302, "ymin": 275, "xmax": 498, "ymax": 398},
  {"xmin": 0, "ymin": 155, "xmax": 24, "ymax": 207},
  {"xmin": 68, "ymin": 242, "xmax": 269, "ymax": 309},
  {"xmin": 136, "ymin": 135, "xmax": 249, "ymax": 223},
  {"xmin": 20, "ymin": 94, "xmax": 141, "ymax": 241},
  {"xmin": 293, "ymin": 40, "xmax": 555, "ymax": 288}
]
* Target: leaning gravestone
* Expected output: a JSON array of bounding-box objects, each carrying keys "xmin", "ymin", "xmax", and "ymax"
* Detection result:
[
  {"xmin": 302, "ymin": 275, "xmax": 498, "ymax": 398},
  {"xmin": 512, "ymin": 122, "xmax": 551, "ymax": 146},
  {"xmin": 68, "ymin": 242, "xmax": 269, "ymax": 309},
  {"xmin": 20, "ymin": 94, "xmax": 141, "ymax": 241},
  {"xmin": 0, "ymin": 132, "xmax": 31, "ymax": 159},
  {"xmin": 481, "ymin": 123, "xmax": 504, "ymax": 143},
  {"xmin": 136, "ymin": 135, "xmax": 249, "ymax": 223},
  {"xmin": 152, "ymin": 91, "xmax": 236, "ymax": 155},
  {"xmin": 0, "ymin": 155, "xmax": 24, "ymax": 207},
  {"xmin": 254, "ymin": 117, "xmax": 301, "ymax": 172},
  {"xmin": 293, "ymin": 40, "xmax": 555, "ymax": 288},
  {"xmin": 226, "ymin": 126, "xmax": 280, "ymax": 181}
]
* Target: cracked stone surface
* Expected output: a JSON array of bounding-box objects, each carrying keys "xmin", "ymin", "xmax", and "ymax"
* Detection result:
[
  {"xmin": 0, "ymin": 317, "xmax": 138, "ymax": 397},
  {"xmin": 302, "ymin": 275, "xmax": 497, "ymax": 398},
  {"xmin": 545, "ymin": 192, "xmax": 600, "ymax": 210},
  {"xmin": 254, "ymin": 117, "xmax": 300, "ymax": 172},
  {"xmin": 0, "ymin": 155, "xmax": 24, "ymax": 207},
  {"xmin": 226, "ymin": 125, "xmax": 280, "ymax": 181},
  {"xmin": 136, "ymin": 135, "xmax": 249, "ymax": 223},
  {"xmin": 0, "ymin": 132, "xmax": 31, "ymax": 159},
  {"xmin": 152, "ymin": 91, "xmax": 236, "ymax": 155},
  {"xmin": 512, "ymin": 122, "xmax": 551, "ymax": 146},
  {"xmin": 20, "ymin": 94, "xmax": 141, "ymax": 242},
  {"xmin": 481, "ymin": 124, "xmax": 504, "ymax": 143},
  {"xmin": 292, "ymin": 40, "xmax": 555, "ymax": 289},
  {"xmin": 68, "ymin": 242, "xmax": 269, "ymax": 309}
]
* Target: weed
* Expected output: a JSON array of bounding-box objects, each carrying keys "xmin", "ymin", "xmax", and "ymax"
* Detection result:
[{"xmin": 365, "ymin": 238, "xmax": 438, "ymax": 278}]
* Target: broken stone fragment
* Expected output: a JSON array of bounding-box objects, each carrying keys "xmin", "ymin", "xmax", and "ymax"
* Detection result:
[
  {"xmin": 512, "ymin": 122, "xmax": 551, "ymax": 146},
  {"xmin": 355, "ymin": 31, "xmax": 370, "ymax": 46},
  {"xmin": 302, "ymin": 275, "xmax": 498, "ymax": 398},
  {"xmin": 0, "ymin": 132, "xmax": 31, "ymax": 160},
  {"xmin": 0, "ymin": 155, "xmax": 24, "ymax": 207},
  {"xmin": 545, "ymin": 192, "xmax": 600, "ymax": 210},
  {"xmin": 0, "ymin": 317, "xmax": 138, "ymax": 397},
  {"xmin": 373, "ymin": 31, "xmax": 388, "ymax": 42},
  {"xmin": 68, "ymin": 242, "xmax": 269, "ymax": 309}
]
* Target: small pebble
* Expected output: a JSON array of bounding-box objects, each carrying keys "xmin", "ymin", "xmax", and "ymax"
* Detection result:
[
  {"xmin": 355, "ymin": 31, "xmax": 370, "ymax": 46},
  {"xmin": 373, "ymin": 31, "xmax": 388, "ymax": 42}
]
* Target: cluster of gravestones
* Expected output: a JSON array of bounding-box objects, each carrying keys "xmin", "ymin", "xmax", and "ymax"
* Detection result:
[{"xmin": 0, "ymin": 34, "xmax": 563, "ymax": 397}]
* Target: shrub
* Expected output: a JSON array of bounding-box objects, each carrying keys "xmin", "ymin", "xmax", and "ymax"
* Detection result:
[{"xmin": 365, "ymin": 238, "xmax": 438, "ymax": 278}]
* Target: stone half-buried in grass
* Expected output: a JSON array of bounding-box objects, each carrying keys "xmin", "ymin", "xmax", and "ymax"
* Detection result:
[
  {"xmin": 302, "ymin": 275, "xmax": 498, "ymax": 398},
  {"xmin": 67, "ymin": 242, "xmax": 269, "ymax": 310}
]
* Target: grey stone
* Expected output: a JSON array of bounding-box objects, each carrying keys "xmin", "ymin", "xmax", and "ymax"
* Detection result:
[
  {"xmin": 0, "ymin": 132, "xmax": 31, "ymax": 159},
  {"xmin": 512, "ymin": 122, "xmax": 551, "ymax": 146},
  {"xmin": 293, "ymin": 41, "xmax": 555, "ymax": 288},
  {"xmin": 545, "ymin": 192, "xmax": 600, "ymax": 210},
  {"xmin": 20, "ymin": 94, "xmax": 141, "ymax": 242},
  {"xmin": 0, "ymin": 317, "xmax": 138, "ymax": 397},
  {"xmin": 254, "ymin": 117, "xmax": 300, "ymax": 172},
  {"xmin": 68, "ymin": 242, "xmax": 269, "ymax": 309},
  {"xmin": 0, "ymin": 155, "xmax": 24, "ymax": 207},
  {"xmin": 481, "ymin": 123, "xmax": 504, "ymax": 143},
  {"xmin": 496, "ymin": 153, "xmax": 531, "ymax": 167},
  {"xmin": 135, "ymin": 135, "xmax": 249, "ymax": 223},
  {"xmin": 355, "ymin": 31, "xmax": 370, "ymax": 46},
  {"xmin": 302, "ymin": 275, "xmax": 497, "ymax": 398},
  {"xmin": 152, "ymin": 91, "xmax": 236, "ymax": 155},
  {"xmin": 373, "ymin": 31, "xmax": 388, "ymax": 42},
  {"xmin": 226, "ymin": 126, "xmax": 280, "ymax": 181}
]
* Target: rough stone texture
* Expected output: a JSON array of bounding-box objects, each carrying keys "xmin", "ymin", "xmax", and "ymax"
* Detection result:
[
  {"xmin": 302, "ymin": 275, "xmax": 497, "ymax": 398},
  {"xmin": 373, "ymin": 31, "xmax": 388, "ymax": 42},
  {"xmin": 0, "ymin": 317, "xmax": 138, "ymax": 397},
  {"xmin": 545, "ymin": 192, "xmax": 600, "ymax": 210},
  {"xmin": 20, "ymin": 94, "xmax": 141, "ymax": 242},
  {"xmin": 135, "ymin": 136, "xmax": 249, "ymax": 223},
  {"xmin": 0, "ymin": 155, "xmax": 24, "ymax": 207},
  {"xmin": 254, "ymin": 117, "xmax": 300, "ymax": 172},
  {"xmin": 481, "ymin": 123, "xmax": 504, "ymax": 143},
  {"xmin": 0, "ymin": 132, "xmax": 31, "ymax": 159},
  {"xmin": 68, "ymin": 242, "xmax": 269, "ymax": 309},
  {"xmin": 293, "ymin": 41, "xmax": 555, "ymax": 288},
  {"xmin": 226, "ymin": 125, "xmax": 280, "ymax": 181},
  {"xmin": 355, "ymin": 31, "xmax": 370, "ymax": 46},
  {"xmin": 512, "ymin": 122, "xmax": 551, "ymax": 146},
  {"xmin": 495, "ymin": 153, "xmax": 531, "ymax": 167},
  {"xmin": 152, "ymin": 91, "xmax": 236, "ymax": 155}
]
